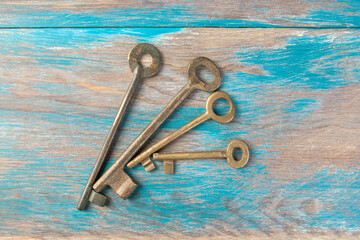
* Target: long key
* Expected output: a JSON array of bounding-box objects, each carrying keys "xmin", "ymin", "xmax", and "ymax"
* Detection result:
[
  {"xmin": 77, "ymin": 43, "xmax": 161, "ymax": 210},
  {"xmin": 127, "ymin": 91, "xmax": 235, "ymax": 169},
  {"xmin": 152, "ymin": 139, "xmax": 249, "ymax": 174},
  {"xmin": 92, "ymin": 57, "xmax": 222, "ymax": 199}
]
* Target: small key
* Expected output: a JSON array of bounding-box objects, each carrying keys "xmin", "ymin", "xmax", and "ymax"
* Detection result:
[
  {"xmin": 77, "ymin": 43, "xmax": 161, "ymax": 210},
  {"xmin": 152, "ymin": 139, "xmax": 249, "ymax": 174},
  {"xmin": 92, "ymin": 57, "xmax": 222, "ymax": 199},
  {"xmin": 127, "ymin": 91, "xmax": 235, "ymax": 169}
]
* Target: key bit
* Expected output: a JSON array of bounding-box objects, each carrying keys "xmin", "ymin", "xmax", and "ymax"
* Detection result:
[
  {"xmin": 163, "ymin": 160, "xmax": 175, "ymax": 174},
  {"xmin": 127, "ymin": 91, "xmax": 236, "ymax": 170},
  {"xmin": 152, "ymin": 139, "xmax": 250, "ymax": 174},
  {"xmin": 141, "ymin": 158, "xmax": 156, "ymax": 171},
  {"xmin": 89, "ymin": 191, "xmax": 107, "ymax": 207},
  {"xmin": 106, "ymin": 169, "xmax": 137, "ymax": 199}
]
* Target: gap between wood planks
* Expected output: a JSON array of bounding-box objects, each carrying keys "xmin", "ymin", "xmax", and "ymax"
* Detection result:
[{"xmin": 0, "ymin": 26, "xmax": 360, "ymax": 29}]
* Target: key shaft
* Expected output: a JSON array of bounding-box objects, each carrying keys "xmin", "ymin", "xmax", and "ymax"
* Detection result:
[
  {"xmin": 152, "ymin": 139, "xmax": 250, "ymax": 174},
  {"xmin": 153, "ymin": 151, "xmax": 226, "ymax": 160}
]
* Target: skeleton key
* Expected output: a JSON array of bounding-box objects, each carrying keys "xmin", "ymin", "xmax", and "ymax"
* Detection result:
[
  {"xmin": 127, "ymin": 91, "xmax": 235, "ymax": 169},
  {"xmin": 92, "ymin": 57, "xmax": 222, "ymax": 199},
  {"xmin": 152, "ymin": 139, "xmax": 249, "ymax": 174},
  {"xmin": 77, "ymin": 43, "xmax": 161, "ymax": 210}
]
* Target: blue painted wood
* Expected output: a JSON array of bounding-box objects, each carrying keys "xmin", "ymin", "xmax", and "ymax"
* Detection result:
[
  {"xmin": 0, "ymin": 28, "xmax": 359, "ymax": 238},
  {"xmin": 0, "ymin": 1, "xmax": 359, "ymax": 28}
]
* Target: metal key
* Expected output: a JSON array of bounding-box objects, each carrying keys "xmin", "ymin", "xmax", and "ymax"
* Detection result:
[
  {"xmin": 152, "ymin": 139, "xmax": 249, "ymax": 174},
  {"xmin": 77, "ymin": 43, "xmax": 161, "ymax": 210},
  {"xmin": 92, "ymin": 57, "xmax": 222, "ymax": 199},
  {"xmin": 127, "ymin": 91, "xmax": 235, "ymax": 169}
]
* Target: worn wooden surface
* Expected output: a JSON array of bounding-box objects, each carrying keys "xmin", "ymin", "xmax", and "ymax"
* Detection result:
[
  {"xmin": 1, "ymin": 1, "xmax": 360, "ymax": 239},
  {"xmin": 0, "ymin": 0, "xmax": 360, "ymax": 28}
]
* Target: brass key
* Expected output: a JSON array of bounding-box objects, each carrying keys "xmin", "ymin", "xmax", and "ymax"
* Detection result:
[
  {"xmin": 152, "ymin": 139, "xmax": 249, "ymax": 174},
  {"xmin": 77, "ymin": 43, "xmax": 161, "ymax": 210},
  {"xmin": 127, "ymin": 91, "xmax": 235, "ymax": 169},
  {"xmin": 92, "ymin": 57, "xmax": 221, "ymax": 199}
]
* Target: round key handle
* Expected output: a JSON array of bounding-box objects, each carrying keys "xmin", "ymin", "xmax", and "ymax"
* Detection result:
[
  {"xmin": 206, "ymin": 91, "xmax": 235, "ymax": 124},
  {"xmin": 187, "ymin": 57, "xmax": 222, "ymax": 92},
  {"xmin": 129, "ymin": 43, "xmax": 161, "ymax": 78},
  {"xmin": 226, "ymin": 139, "xmax": 250, "ymax": 168}
]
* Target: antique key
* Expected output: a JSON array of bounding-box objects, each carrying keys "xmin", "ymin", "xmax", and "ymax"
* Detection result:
[
  {"xmin": 77, "ymin": 43, "xmax": 161, "ymax": 210},
  {"xmin": 127, "ymin": 91, "xmax": 235, "ymax": 169},
  {"xmin": 92, "ymin": 57, "xmax": 222, "ymax": 199},
  {"xmin": 152, "ymin": 139, "xmax": 249, "ymax": 174}
]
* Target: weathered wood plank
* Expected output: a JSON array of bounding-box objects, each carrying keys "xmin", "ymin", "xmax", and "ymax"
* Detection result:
[
  {"xmin": 0, "ymin": 0, "xmax": 359, "ymax": 28},
  {"xmin": 0, "ymin": 28, "xmax": 359, "ymax": 238}
]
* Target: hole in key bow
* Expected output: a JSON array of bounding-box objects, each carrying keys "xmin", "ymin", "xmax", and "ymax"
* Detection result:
[
  {"xmin": 232, "ymin": 147, "xmax": 243, "ymax": 162},
  {"xmin": 212, "ymin": 98, "xmax": 230, "ymax": 116},
  {"xmin": 139, "ymin": 53, "xmax": 152, "ymax": 68},
  {"xmin": 226, "ymin": 139, "xmax": 249, "ymax": 168},
  {"xmin": 196, "ymin": 65, "xmax": 213, "ymax": 85}
]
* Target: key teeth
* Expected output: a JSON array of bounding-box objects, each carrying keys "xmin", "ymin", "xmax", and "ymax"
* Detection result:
[
  {"xmin": 115, "ymin": 177, "xmax": 138, "ymax": 200},
  {"xmin": 107, "ymin": 169, "xmax": 138, "ymax": 200},
  {"xmin": 89, "ymin": 190, "xmax": 108, "ymax": 207},
  {"xmin": 164, "ymin": 160, "xmax": 174, "ymax": 174},
  {"xmin": 141, "ymin": 157, "xmax": 156, "ymax": 171},
  {"xmin": 94, "ymin": 168, "xmax": 138, "ymax": 200}
]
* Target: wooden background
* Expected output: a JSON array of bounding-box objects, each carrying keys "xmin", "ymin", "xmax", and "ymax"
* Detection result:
[{"xmin": 0, "ymin": 1, "xmax": 359, "ymax": 239}]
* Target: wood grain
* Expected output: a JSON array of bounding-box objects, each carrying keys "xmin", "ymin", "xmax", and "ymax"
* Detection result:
[
  {"xmin": 0, "ymin": 0, "xmax": 359, "ymax": 28},
  {"xmin": 0, "ymin": 28, "xmax": 359, "ymax": 238}
]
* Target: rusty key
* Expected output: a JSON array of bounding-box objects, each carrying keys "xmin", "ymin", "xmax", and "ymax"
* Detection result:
[
  {"xmin": 77, "ymin": 43, "xmax": 161, "ymax": 210},
  {"xmin": 127, "ymin": 91, "xmax": 235, "ymax": 170},
  {"xmin": 92, "ymin": 57, "xmax": 222, "ymax": 199},
  {"xmin": 152, "ymin": 139, "xmax": 250, "ymax": 174}
]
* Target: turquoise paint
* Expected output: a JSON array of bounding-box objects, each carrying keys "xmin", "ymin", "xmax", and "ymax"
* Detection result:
[
  {"xmin": 0, "ymin": 84, "xmax": 12, "ymax": 95},
  {"xmin": 0, "ymin": 5, "xmax": 267, "ymax": 28},
  {"xmin": 280, "ymin": 167, "xmax": 360, "ymax": 230},
  {"xmin": 1, "ymin": 2, "xmax": 360, "ymax": 28},
  {"xmin": 0, "ymin": 28, "xmax": 182, "ymax": 70},
  {"xmin": 118, "ymin": 27, "xmax": 182, "ymax": 41},
  {"xmin": 222, "ymin": 30, "xmax": 360, "ymax": 138},
  {"xmin": 283, "ymin": 98, "xmax": 318, "ymax": 115},
  {"xmin": 0, "ymin": 28, "xmax": 181, "ymax": 53},
  {"xmin": 32, "ymin": 82, "xmax": 82, "ymax": 93},
  {"xmin": 236, "ymin": 32, "xmax": 360, "ymax": 89},
  {"xmin": 300, "ymin": 0, "xmax": 360, "ymax": 27}
]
